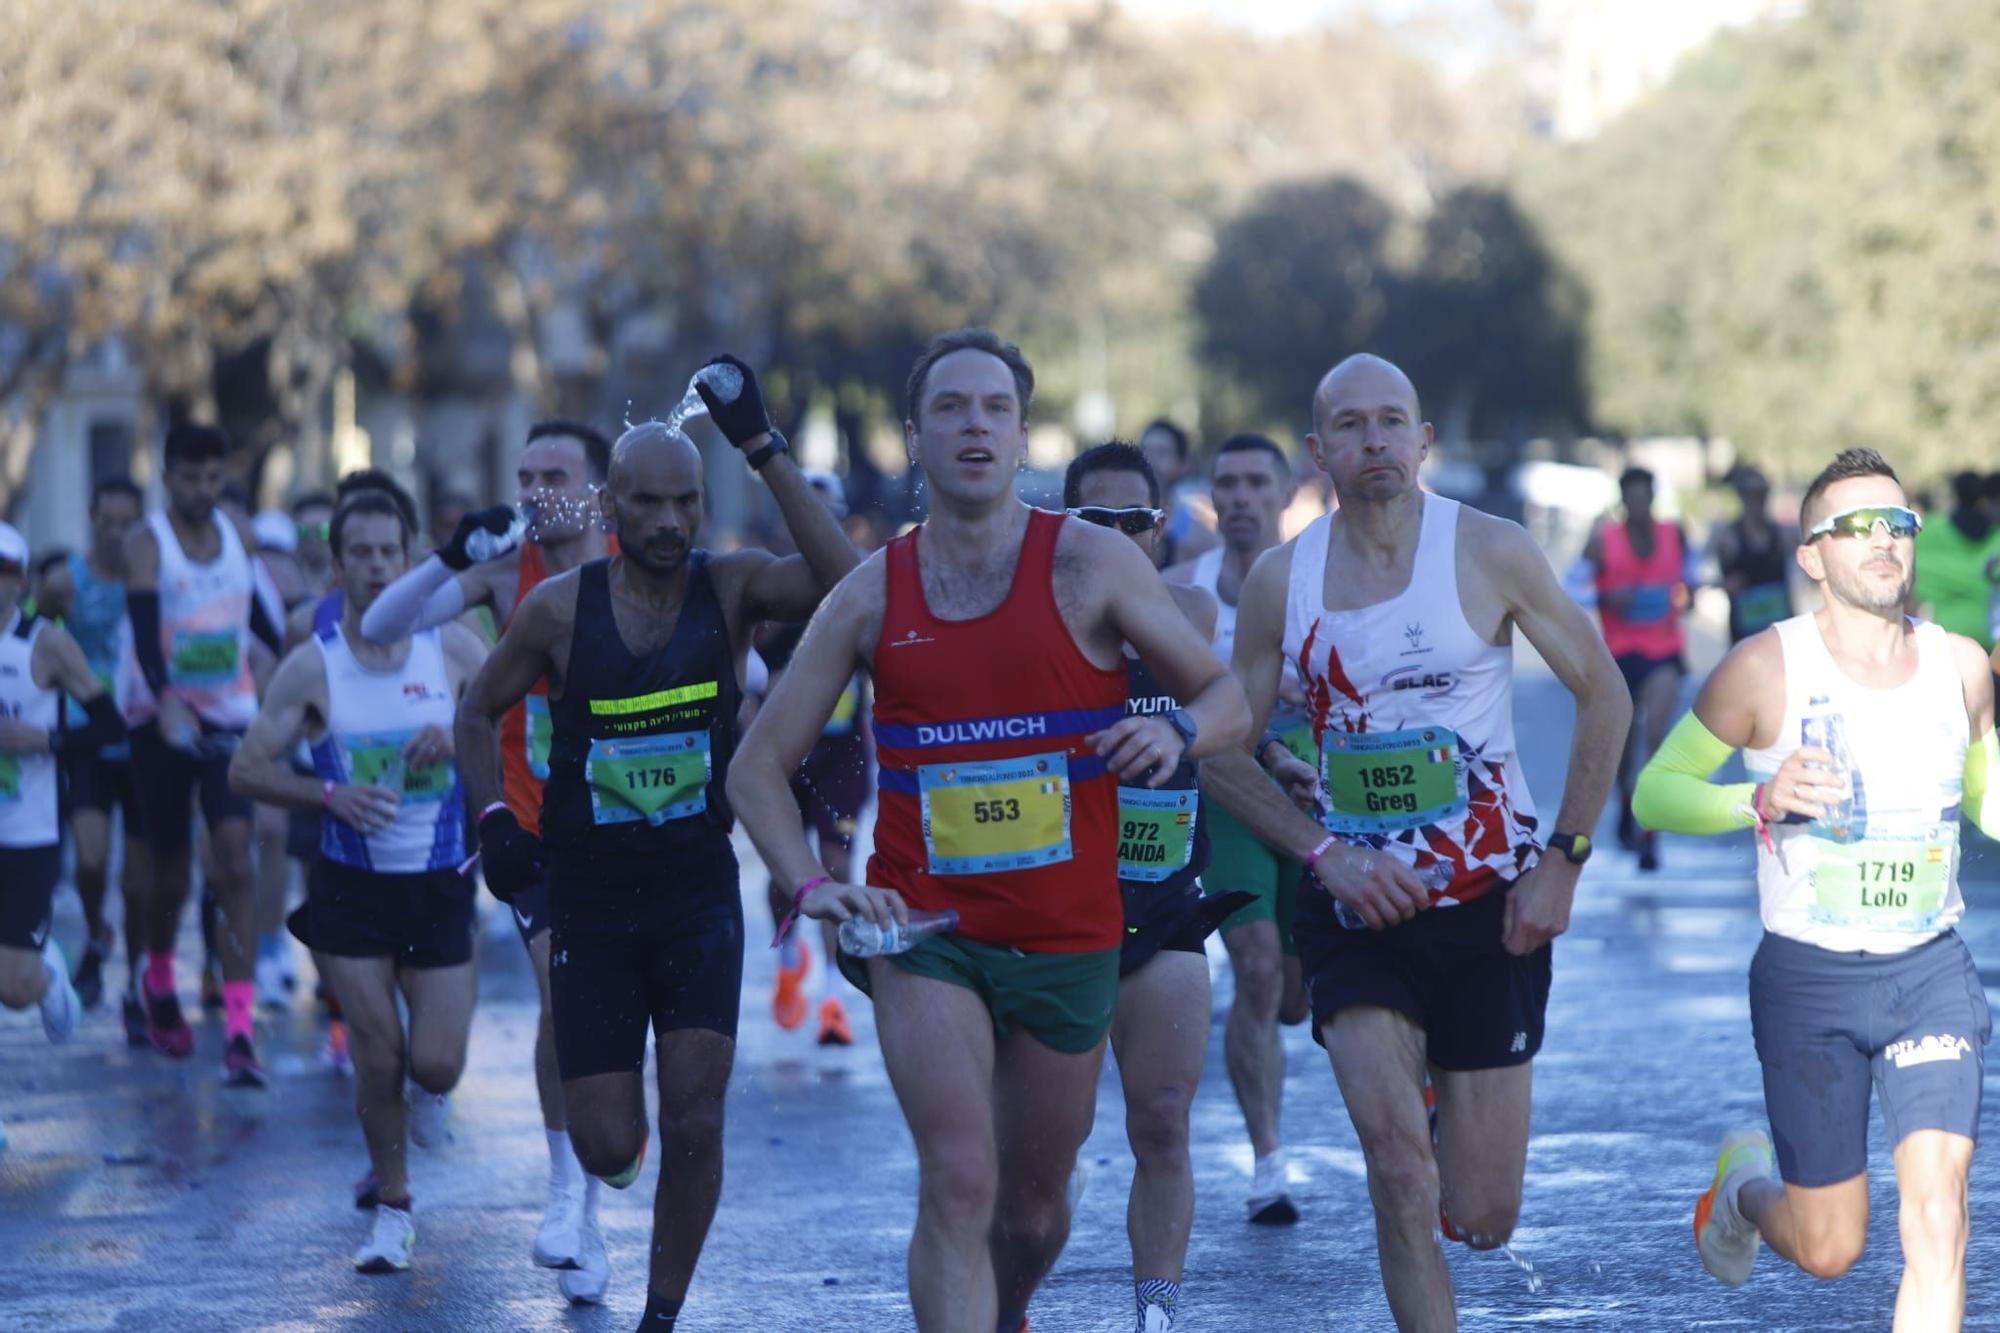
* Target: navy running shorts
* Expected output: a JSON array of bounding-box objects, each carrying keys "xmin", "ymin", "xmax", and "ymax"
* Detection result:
[{"xmin": 1750, "ymin": 929, "xmax": 1991, "ymax": 1187}]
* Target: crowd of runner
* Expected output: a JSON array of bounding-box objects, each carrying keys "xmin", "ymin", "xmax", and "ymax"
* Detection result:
[{"xmin": 2, "ymin": 330, "xmax": 1996, "ymax": 1333}]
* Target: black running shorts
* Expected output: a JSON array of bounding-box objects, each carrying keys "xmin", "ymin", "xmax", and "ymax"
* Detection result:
[
  {"xmin": 127, "ymin": 722, "xmax": 252, "ymax": 854},
  {"xmin": 0, "ymin": 843, "xmax": 61, "ymax": 950},
  {"xmin": 1295, "ymin": 884, "xmax": 1552, "ymax": 1071},
  {"xmin": 546, "ymin": 835, "xmax": 744, "ymax": 1080},
  {"xmin": 289, "ymin": 859, "xmax": 476, "ymax": 969}
]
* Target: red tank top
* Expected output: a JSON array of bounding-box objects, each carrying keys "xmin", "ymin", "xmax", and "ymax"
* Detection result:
[
  {"xmin": 1595, "ymin": 518, "xmax": 1686, "ymax": 659},
  {"xmin": 867, "ymin": 509, "xmax": 1126, "ymax": 953},
  {"xmin": 499, "ymin": 536, "xmax": 616, "ymax": 833}
]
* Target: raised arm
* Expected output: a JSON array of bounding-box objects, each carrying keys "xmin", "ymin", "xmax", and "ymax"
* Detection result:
[{"xmin": 358, "ymin": 507, "xmax": 517, "ymax": 643}]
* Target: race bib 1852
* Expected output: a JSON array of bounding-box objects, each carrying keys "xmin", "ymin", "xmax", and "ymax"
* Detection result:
[
  {"xmin": 920, "ymin": 752, "xmax": 1072, "ymax": 876},
  {"xmin": 1320, "ymin": 727, "xmax": 1466, "ymax": 835}
]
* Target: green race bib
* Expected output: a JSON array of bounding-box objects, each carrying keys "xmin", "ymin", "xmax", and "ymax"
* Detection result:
[
  {"xmin": 586, "ymin": 731, "xmax": 710, "ymax": 826},
  {"xmin": 1320, "ymin": 726, "xmax": 1465, "ymax": 835},
  {"xmin": 1736, "ymin": 581, "xmax": 1789, "ymax": 631},
  {"xmin": 920, "ymin": 752, "xmax": 1072, "ymax": 875},
  {"xmin": 525, "ymin": 694, "xmax": 553, "ymax": 780},
  {"xmin": 344, "ymin": 731, "xmax": 453, "ymax": 805},
  {"xmin": 1117, "ymin": 786, "xmax": 1198, "ymax": 883},
  {"xmin": 169, "ymin": 628, "xmax": 239, "ymax": 685},
  {"xmin": 0, "ymin": 752, "xmax": 17, "ymax": 803},
  {"xmin": 1809, "ymin": 829, "xmax": 1953, "ymax": 934}
]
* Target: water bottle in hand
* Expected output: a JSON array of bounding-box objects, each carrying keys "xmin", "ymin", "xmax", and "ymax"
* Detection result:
[
  {"xmin": 666, "ymin": 363, "xmax": 746, "ymax": 432},
  {"xmin": 1335, "ymin": 860, "xmax": 1454, "ymax": 930},
  {"xmin": 838, "ymin": 909, "xmax": 959, "ymax": 958},
  {"xmin": 463, "ymin": 509, "xmax": 529, "ymax": 564}
]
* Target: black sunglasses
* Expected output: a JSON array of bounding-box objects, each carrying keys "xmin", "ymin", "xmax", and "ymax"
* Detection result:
[{"xmin": 1066, "ymin": 505, "xmax": 1163, "ymax": 536}]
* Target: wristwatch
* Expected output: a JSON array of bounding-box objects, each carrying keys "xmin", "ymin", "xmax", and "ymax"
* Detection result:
[
  {"xmin": 1548, "ymin": 832, "xmax": 1592, "ymax": 865},
  {"xmin": 1164, "ymin": 707, "xmax": 1198, "ymax": 749},
  {"xmin": 745, "ymin": 430, "xmax": 791, "ymax": 472}
]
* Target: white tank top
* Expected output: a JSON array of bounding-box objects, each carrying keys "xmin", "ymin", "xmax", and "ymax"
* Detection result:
[
  {"xmin": 1186, "ymin": 547, "xmax": 1236, "ymax": 665},
  {"xmin": 1282, "ymin": 496, "xmax": 1540, "ymax": 904},
  {"xmin": 308, "ymin": 624, "xmax": 465, "ymax": 873},
  {"xmin": 0, "ymin": 613, "xmax": 59, "ymax": 848},
  {"xmin": 1744, "ymin": 615, "xmax": 1966, "ymax": 953},
  {"xmin": 124, "ymin": 510, "xmax": 258, "ymax": 729}
]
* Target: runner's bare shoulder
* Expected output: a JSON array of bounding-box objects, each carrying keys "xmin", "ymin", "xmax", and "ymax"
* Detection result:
[
  {"xmin": 824, "ymin": 548, "xmax": 889, "ymax": 668},
  {"xmin": 1167, "ymin": 581, "xmax": 1218, "ymax": 642}
]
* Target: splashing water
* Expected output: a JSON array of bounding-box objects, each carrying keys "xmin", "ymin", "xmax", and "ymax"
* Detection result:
[
  {"xmin": 1499, "ymin": 1244, "xmax": 1547, "ymax": 1294},
  {"xmin": 664, "ymin": 363, "xmax": 745, "ymax": 434}
]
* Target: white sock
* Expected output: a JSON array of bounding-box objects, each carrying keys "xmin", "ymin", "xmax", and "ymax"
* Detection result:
[
  {"xmin": 1254, "ymin": 1149, "xmax": 1286, "ymax": 1183},
  {"xmin": 547, "ymin": 1129, "xmax": 585, "ymax": 1193},
  {"xmin": 581, "ymin": 1169, "xmax": 603, "ymax": 1219}
]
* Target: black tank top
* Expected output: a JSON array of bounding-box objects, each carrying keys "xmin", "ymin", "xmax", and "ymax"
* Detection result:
[
  {"xmin": 541, "ymin": 555, "xmax": 739, "ymax": 852},
  {"xmin": 1117, "ymin": 655, "xmax": 1207, "ymax": 899},
  {"xmin": 1719, "ymin": 519, "xmax": 1792, "ymax": 642}
]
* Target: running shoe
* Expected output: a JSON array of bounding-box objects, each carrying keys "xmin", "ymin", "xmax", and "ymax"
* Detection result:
[
  {"xmin": 817, "ymin": 996, "xmax": 853, "ymax": 1047},
  {"xmin": 533, "ymin": 1179, "xmax": 583, "ymax": 1269},
  {"xmin": 320, "ymin": 1019, "xmax": 353, "ymax": 1076},
  {"xmin": 354, "ymin": 1168, "xmax": 381, "ymax": 1210},
  {"xmin": 144, "ymin": 986, "xmax": 194, "ymax": 1059},
  {"xmin": 255, "ymin": 945, "xmax": 290, "ymax": 1012},
  {"xmin": 408, "ymin": 1089, "xmax": 452, "ymax": 1149},
  {"xmin": 72, "ymin": 934, "xmax": 109, "ymax": 1011},
  {"xmin": 1141, "ymin": 1304, "xmax": 1174, "ymax": 1332},
  {"xmin": 353, "ymin": 1203, "xmax": 415, "ymax": 1274},
  {"xmin": 1247, "ymin": 1151, "xmax": 1298, "ymax": 1226},
  {"xmin": 558, "ymin": 1211, "xmax": 609, "ymax": 1305},
  {"xmin": 38, "ymin": 937, "xmax": 80, "ymax": 1044},
  {"xmin": 773, "ymin": 945, "xmax": 810, "ymax": 1030},
  {"xmin": 1694, "ymin": 1129, "xmax": 1773, "ymax": 1287},
  {"xmin": 222, "ymin": 1033, "xmax": 267, "ymax": 1088}
]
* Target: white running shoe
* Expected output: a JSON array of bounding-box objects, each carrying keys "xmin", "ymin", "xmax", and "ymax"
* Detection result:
[
  {"xmin": 38, "ymin": 937, "xmax": 79, "ymax": 1044},
  {"xmin": 353, "ymin": 1204, "xmax": 416, "ymax": 1274},
  {"xmin": 533, "ymin": 1181, "xmax": 583, "ymax": 1269},
  {"xmin": 558, "ymin": 1210, "xmax": 609, "ymax": 1305},
  {"xmin": 1247, "ymin": 1150, "xmax": 1298, "ymax": 1225},
  {"xmin": 1694, "ymin": 1129, "xmax": 1774, "ymax": 1287},
  {"xmin": 1141, "ymin": 1303, "xmax": 1176, "ymax": 1332},
  {"xmin": 254, "ymin": 950, "xmax": 289, "ymax": 1011},
  {"xmin": 408, "ymin": 1089, "xmax": 452, "ymax": 1150}
]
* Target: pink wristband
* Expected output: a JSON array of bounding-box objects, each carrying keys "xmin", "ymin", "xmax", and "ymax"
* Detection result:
[
  {"xmin": 1302, "ymin": 834, "xmax": 1337, "ymax": 870},
  {"xmin": 771, "ymin": 875, "xmax": 832, "ymax": 949}
]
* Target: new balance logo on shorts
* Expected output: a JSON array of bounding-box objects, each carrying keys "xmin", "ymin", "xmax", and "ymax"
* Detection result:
[
  {"xmin": 1510, "ymin": 1031, "xmax": 1527, "ymax": 1053},
  {"xmin": 1886, "ymin": 1034, "xmax": 1973, "ymax": 1068}
]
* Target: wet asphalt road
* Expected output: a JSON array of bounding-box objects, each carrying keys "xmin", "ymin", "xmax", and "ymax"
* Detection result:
[{"xmin": 7, "ymin": 655, "xmax": 2000, "ymax": 1331}]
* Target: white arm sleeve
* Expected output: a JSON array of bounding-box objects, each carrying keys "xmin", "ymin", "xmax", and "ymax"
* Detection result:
[{"xmin": 359, "ymin": 554, "xmax": 467, "ymax": 643}]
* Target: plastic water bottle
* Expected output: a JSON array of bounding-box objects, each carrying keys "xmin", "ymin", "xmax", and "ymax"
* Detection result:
[
  {"xmin": 665, "ymin": 362, "xmax": 746, "ymax": 432},
  {"xmin": 463, "ymin": 507, "xmax": 529, "ymax": 564},
  {"xmin": 838, "ymin": 909, "xmax": 959, "ymax": 958},
  {"xmin": 1800, "ymin": 711, "xmax": 1859, "ymax": 838},
  {"xmin": 1334, "ymin": 860, "xmax": 1455, "ymax": 930},
  {"xmin": 375, "ymin": 751, "xmax": 406, "ymax": 799}
]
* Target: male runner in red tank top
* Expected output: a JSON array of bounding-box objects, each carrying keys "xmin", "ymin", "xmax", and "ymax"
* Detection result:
[
  {"xmin": 359, "ymin": 419, "xmax": 617, "ymax": 1302},
  {"xmin": 729, "ymin": 328, "xmax": 1248, "ymax": 1333}
]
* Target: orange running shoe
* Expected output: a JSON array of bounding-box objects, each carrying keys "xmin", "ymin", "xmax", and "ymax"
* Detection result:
[
  {"xmin": 773, "ymin": 944, "xmax": 810, "ymax": 1030},
  {"xmin": 817, "ymin": 996, "xmax": 853, "ymax": 1046}
]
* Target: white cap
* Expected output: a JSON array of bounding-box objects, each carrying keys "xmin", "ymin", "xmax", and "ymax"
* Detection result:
[
  {"xmin": 0, "ymin": 521, "xmax": 26, "ymax": 568},
  {"xmin": 253, "ymin": 509, "xmax": 298, "ymax": 553}
]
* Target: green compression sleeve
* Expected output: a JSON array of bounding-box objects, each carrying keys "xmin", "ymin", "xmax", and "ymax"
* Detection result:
[
  {"xmin": 1632, "ymin": 711, "xmax": 1759, "ymax": 836},
  {"xmin": 1966, "ymin": 728, "xmax": 2000, "ymax": 840}
]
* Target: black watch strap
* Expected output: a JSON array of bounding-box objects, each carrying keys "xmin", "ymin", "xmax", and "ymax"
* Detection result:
[
  {"xmin": 745, "ymin": 430, "xmax": 790, "ymax": 472},
  {"xmin": 1549, "ymin": 831, "xmax": 1592, "ymax": 865}
]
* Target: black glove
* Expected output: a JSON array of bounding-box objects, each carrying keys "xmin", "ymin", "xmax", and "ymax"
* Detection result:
[
  {"xmin": 437, "ymin": 505, "xmax": 516, "ymax": 571},
  {"xmin": 693, "ymin": 353, "xmax": 774, "ymax": 448},
  {"xmin": 476, "ymin": 806, "xmax": 544, "ymax": 903}
]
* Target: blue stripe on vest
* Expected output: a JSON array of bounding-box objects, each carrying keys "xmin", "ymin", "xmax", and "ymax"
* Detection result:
[
  {"xmin": 310, "ymin": 733, "xmax": 373, "ymax": 870},
  {"xmin": 877, "ymin": 752, "xmax": 1111, "ymax": 795},
  {"xmin": 872, "ymin": 705, "xmax": 1125, "ymax": 753}
]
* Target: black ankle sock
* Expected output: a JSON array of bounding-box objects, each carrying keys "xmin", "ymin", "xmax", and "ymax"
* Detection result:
[{"xmin": 641, "ymin": 1292, "xmax": 683, "ymax": 1327}]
